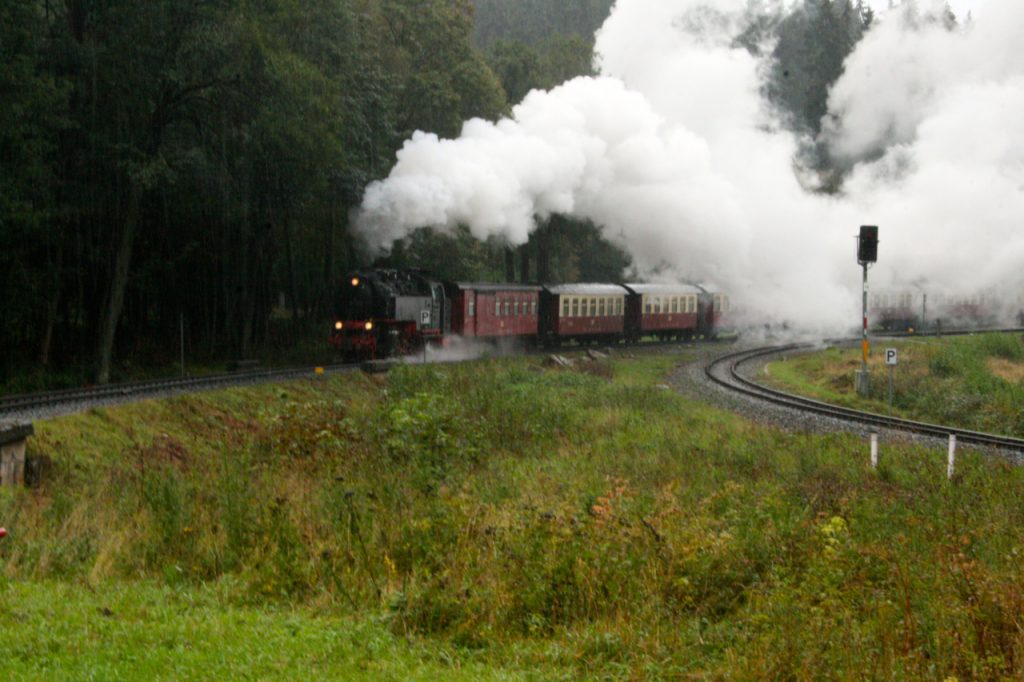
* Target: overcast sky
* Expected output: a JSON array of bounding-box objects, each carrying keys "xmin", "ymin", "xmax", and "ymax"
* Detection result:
[{"xmin": 866, "ymin": 0, "xmax": 981, "ymax": 19}]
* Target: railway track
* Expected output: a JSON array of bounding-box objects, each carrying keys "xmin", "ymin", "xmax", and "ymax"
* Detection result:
[
  {"xmin": 0, "ymin": 364, "xmax": 357, "ymax": 420},
  {"xmin": 706, "ymin": 345, "xmax": 1024, "ymax": 452},
  {"xmin": 0, "ymin": 333, "xmax": 724, "ymax": 420}
]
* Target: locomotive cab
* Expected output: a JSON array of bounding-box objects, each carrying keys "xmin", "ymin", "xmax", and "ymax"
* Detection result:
[{"xmin": 329, "ymin": 269, "xmax": 448, "ymax": 359}]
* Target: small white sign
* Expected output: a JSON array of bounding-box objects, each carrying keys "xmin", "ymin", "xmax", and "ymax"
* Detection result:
[
  {"xmin": 885, "ymin": 348, "xmax": 898, "ymax": 366},
  {"xmin": 421, "ymin": 310, "xmax": 431, "ymax": 325}
]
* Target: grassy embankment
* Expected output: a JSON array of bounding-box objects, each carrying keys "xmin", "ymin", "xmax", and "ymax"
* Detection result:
[
  {"xmin": 3, "ymin": 348, "xmax": 1024, "ymax": 678},
  {"xmin": 764, "ymin": 332, "xmax": 1024, "ymax": 437}
]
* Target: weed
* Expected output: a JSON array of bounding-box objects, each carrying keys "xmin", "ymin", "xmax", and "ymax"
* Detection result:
[{"xmin": 6, "ymin": 353, "xmax": 1024, "ymax": 678}]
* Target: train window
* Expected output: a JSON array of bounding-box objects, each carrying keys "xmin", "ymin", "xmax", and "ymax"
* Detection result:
[
  {"xmin": 589, "ymin": 299, "xmax": 596, "ymax": 316},
  {"xmin": 671, "ymin": 297, "xmax": 678, "ymax": 313},
  {"xmin": 616, "ymin": 298, "xmax": 622, "ymax": 315},
  {"xmin": 495, "ymin": 299, "xmax": 501, "ymax": 316},
  {"xmin": 469, "ymin": 298, "xmax": 475, "ymax": 317},
  {"xmin": 644, "ymin": 297, "xmax": 651, "ymax": 314},
  {"xmin": 514, "ymin": 299, "xmax": 520, "ymax": 316},
  {"xmin": 572, "ymin": 298, "xmax": 579, "ymax": 317},
  {"xmin": 599, "ymin": 298, "xmax": 606, "ymax": 316},
  {"xmin": 562, "ymin": 298, "xmax": 570, "ymax": 318},
  {"xmin": 532, "ymin": 300, "xmax": 537, "ymax": 315},
  {"xmin": 504, "ymin": 300, "xmax": 511, "ymax": 316}
]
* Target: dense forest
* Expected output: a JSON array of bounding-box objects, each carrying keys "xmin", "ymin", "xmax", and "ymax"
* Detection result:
[{"xmin": 1, "ymin": 0, "xmax": 924, "ymax": 387}]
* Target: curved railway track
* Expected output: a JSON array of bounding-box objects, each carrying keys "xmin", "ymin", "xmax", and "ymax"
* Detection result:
[{"xmin": 706, "ymin": 345, "xmax": 1024, "ymax": 452}]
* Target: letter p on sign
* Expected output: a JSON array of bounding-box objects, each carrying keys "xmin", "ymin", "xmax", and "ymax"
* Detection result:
[{"xmin": 885, "ymin": 348, "xmax": 898, "ymax": 366}]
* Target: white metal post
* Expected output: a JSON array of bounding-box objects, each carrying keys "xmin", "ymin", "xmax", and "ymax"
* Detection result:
[
  {"xmin": 947, "ymin": 434, "xmax": 957, "ymax": 479},
  {"xmin": 870, "ymin": 432, "xmax": 878, "ymax": 469}
]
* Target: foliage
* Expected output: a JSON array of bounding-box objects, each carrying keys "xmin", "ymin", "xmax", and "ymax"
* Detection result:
[
  {"xmin": 765, "ymin": 333, "xmax": 1024, "ymax": 437},
  {"xmin": 471, "ymin": 0, "xmax": 615, "ymax": 49},
  {"xmin": 0, "ymin": 0, "xmax": 508, "ymax": 386},
  {"xmin": 6, "ymin": 350, "xmax": 1024, "ymax": 677}
]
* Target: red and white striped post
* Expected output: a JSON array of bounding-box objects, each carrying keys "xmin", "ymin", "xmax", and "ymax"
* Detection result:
[
  {"xmin": 855, "ymin": 226, "xmax": 878, "ymax": 396},
  {"xmin": 856, "ymin": 260, "xmax": 871, "ymax": 396}
]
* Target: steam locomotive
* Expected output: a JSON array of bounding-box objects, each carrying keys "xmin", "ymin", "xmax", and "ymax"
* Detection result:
[{"xmin": 328, "ymin": 268, "xmax": 730, "ymax": 359}]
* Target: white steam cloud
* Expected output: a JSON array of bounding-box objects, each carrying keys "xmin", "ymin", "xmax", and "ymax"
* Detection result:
[{"xmin": 357, "ymin": 0, "xmax": 1024, "ymax": 333}]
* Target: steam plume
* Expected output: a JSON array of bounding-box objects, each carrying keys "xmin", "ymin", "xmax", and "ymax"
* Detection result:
[{"xmin": 357, "ymin": 0, "xmax": 1024, "ymax": 333}]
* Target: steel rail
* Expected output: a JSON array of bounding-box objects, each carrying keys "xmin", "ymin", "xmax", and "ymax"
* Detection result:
[
  {"xmin": 706, "ymin": 345, "xmax": 1024, "ymax": 451},
  {"xmin": 0, "ymin": 364, "xmax": 355, "ymax": 418},
  {"xmin": 0, "ymin": 331, "xmax": 732, "ymax": 419}
]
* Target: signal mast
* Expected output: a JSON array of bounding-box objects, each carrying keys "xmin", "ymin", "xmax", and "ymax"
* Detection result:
[{"xmin": 856, "ymin": 225, "xmax": 878, "ymax": 396}]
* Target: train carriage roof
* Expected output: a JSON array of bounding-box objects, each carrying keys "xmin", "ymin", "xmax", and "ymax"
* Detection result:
[
  {"xmin": 543, "ymin": 283, "xmax": 629, "ymax": 296},
  {"xmin": 449, "ymin": 282, "xmax": 542, "ymax": 293},
  {"xmin": 623, "ymin": 283, "xmax": 704, "ymax": 296}
]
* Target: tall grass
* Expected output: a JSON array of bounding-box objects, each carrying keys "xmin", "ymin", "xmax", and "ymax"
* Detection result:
[
  {"xmin": 769, "ymin": 333, "xmax": 1024, "ymax": 437},
  {"xmin": 4, "ymin": 353, "xmax": 1024, "ymax": 677}
]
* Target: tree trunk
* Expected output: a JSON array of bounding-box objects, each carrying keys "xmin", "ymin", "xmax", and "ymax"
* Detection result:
[
  {"xmin": 537, "ymin": 222, "xmax": 551, "ymax": 283},
  {"xmin": 504, "ymin": 246, "xmax": 516, "ymax": 282},
  {"xmin": 321, "ymin": 202, "xmax": 337, "ymax": 317},
  {"xmin": 39, "ymin": 244, "xmax": 64, "ymax": 367},
  {"xmin": 94, "ymin": 182, "xmax": 142, "ymax": 384},
  {"xmin": 519, "ymin": 245, "xmax": 531, "ymax": 283},
  {"xmin": 284, "ymin": 217, "xmax": 299, "ymax": 323}
]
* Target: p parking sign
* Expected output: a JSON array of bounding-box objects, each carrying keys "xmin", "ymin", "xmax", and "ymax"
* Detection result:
[{"xmin": 885, "ymin": 348, "xmax": 898, "ymax": 366}]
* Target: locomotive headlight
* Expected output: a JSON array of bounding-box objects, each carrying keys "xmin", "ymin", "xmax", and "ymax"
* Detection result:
[
  {"xmin": 351, "ymin": 277, "xmax": 360, "ymax": 287},
  {"xmin": 365, "ymin": 321, "xmax": 373, "ymax": 331},
  {"xmin": 334, "ymin": 321, "xmax": 343, "ymax": 330}
]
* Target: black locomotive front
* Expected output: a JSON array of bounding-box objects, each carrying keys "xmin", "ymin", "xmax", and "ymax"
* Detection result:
[{"xmin": 329, "ymin": 269, "xmax": 448, "ymax": 359}]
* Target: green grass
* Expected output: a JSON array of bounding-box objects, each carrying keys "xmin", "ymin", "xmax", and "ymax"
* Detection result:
[
  {"xmin": 0, "ymin": 580, "xmax": 541, "ymax": 681},
  {"xmin": 763, "ymin": 333, "xmax": 1024, "ymax": 436},
  {"xmin": 3, "ymin": 348, "xmax": 1024, "ymax": 677}
]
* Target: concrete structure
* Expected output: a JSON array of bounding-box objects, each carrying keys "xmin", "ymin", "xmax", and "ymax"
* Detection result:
[{"xmin": 0, "ymin": 421, "xmax": 33, "ymax": 487}]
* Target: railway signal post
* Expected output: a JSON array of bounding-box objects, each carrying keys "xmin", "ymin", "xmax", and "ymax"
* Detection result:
[{"xmin": 856, "ymin": 226, "xmax": 878, "ymax": 396}]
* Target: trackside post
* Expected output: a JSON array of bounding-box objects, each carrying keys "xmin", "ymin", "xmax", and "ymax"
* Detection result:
[
  {"xmin": 947, "ymin": 434, "xmax": 957, "ymax": 479},
  {"xmin": 855, "ymin": 226, "xmax": 878, "ymax": 396}
]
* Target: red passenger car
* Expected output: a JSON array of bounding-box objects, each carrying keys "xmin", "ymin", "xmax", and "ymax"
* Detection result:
[
  {"xmin": 539, "ymin": 284, "xmax": 629, "ymax": 345},
  {"xmin": 698, "ymin": 284, "xmax": 731, "ymax": 337},
  {"xmin": 623, "ymin": 283, "xmax": 704, "ymax": 341},
  {"xmin": 445, "ymin": 282, "xmax": 543, "ymax": 340}
]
